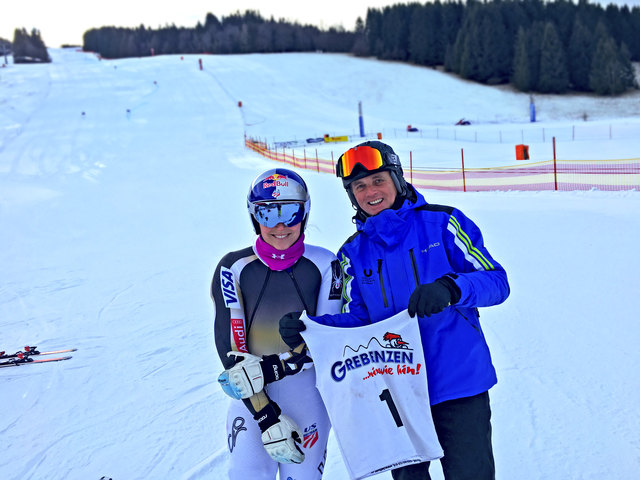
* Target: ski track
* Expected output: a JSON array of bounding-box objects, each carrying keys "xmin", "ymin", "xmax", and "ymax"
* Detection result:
[
  {"xmin": 96, "ymin": 284, "xmax": 134, "ymax": 324},
  {"xmin": 179, "ymin": 445, "xmax": 229, "ymax": 480},
  {"xmin": 0, "ymin": 70, "xmax": 52, "ymax": 171}
]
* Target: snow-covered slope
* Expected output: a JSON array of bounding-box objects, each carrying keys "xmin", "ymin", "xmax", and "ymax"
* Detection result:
[{"xmin": 1, "ymin": 49, "xmax": 639, "ymax": 480}]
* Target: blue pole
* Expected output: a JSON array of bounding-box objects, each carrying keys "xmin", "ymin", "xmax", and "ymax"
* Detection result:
[
  {"xmin": 358, "ymin": 101, "xmax": 365, "ymax": 137},
  {"xmin": 529, "ymin": 97, "xmax": 536, "ymax": 123}
]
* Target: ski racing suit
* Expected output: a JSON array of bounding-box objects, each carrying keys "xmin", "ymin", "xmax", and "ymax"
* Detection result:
[{"xmin": 212, "ymin": 242, "xmax": 343, "ymax": 480}]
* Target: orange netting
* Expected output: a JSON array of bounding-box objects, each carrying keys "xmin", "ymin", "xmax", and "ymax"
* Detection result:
[{"xmin": 246, "ymin": 138, "xmax": 640, "ymax": 192}]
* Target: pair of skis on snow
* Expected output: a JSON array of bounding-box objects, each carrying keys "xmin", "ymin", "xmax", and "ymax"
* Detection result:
[{"xmin": 0, "ymin": 345, "xmax": 76, "ymax": 368}]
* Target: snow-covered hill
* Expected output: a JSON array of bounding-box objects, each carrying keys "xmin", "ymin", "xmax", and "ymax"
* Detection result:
[{"xmin": 1, "ymin": 48, "xmax": 639, "ymax": 480}]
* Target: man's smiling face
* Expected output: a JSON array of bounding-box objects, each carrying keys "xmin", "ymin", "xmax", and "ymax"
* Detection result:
[{"xmin": 350, "ymin": 170, "xmax": 397, "ymax": 216}]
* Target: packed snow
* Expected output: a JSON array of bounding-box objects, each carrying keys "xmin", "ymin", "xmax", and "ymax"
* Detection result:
[{"xmin": 1, "ymin": 49, "xmax": 639, "ymax": 480}]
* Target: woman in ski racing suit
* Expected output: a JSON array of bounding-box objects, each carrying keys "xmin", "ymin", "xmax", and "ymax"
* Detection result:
[{"xmin": 212, "ymin": 168, "xmax": 342, "ymax": 480}]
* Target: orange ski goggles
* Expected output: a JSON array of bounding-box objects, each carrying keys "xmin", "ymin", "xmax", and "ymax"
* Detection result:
[{"xmin": 336, "ymin": 146, "xmax": 385, "ymax": 179}]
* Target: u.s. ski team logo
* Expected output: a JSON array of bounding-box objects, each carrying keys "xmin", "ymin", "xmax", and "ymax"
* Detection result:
[
  {"xmin": 303, "ymin": 423, "xmax": 319, "ymax": 449},
  {"xmin": 330, "ymin": 332, "xmax": 421, "ymax": 382}
]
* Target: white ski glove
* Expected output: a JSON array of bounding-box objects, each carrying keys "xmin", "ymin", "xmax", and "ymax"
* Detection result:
[
  {"xmin": 255, "ymin": 402, "xmax": 305, "ymax": 464},
  {"xmin": 261, "ymin": 414, "xmax": 305, "ymax": 464},
  {"xmin": 218, "ymin": 349, "xmax": 311, "ymax": 400},
  {"xmin": 218, "ymin": 352, "xmax": 265, "ymax": 399}
]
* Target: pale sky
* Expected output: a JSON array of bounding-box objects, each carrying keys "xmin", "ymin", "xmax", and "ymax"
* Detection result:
[
  {"xmin": 1, "ymin": 1, "xmax": 398, "ymax": 47},
  {"xmin": 3, "ymin": 0, "xmax": 640, "ymax": 48}
]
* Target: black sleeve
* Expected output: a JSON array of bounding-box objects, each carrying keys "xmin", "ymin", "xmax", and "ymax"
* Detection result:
[{"xmin": 212, "ymin": 251, "xmax": 248, "ymax": 369}]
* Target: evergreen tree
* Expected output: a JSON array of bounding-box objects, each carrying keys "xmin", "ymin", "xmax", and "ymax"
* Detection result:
[
  {"xmin": 409, "ymin": 2, "xmax": 444, "ymax": 67},
  {"xmin": 499, "ymin": 0, "xmax": 530, "ymax": 48},
  {"xmin": 408, "ymin": 5, "xmax": 430, "ymax": 65},
  {"xmin": 619, "ymin": 42, "xmax": 638, "ymax": 89},
  {"xmin": 272, "ymin": 22, "xmax": 294, "ymax": 52},
  {"xmin": 365, "ymin": 8, "xmax": 384, "ymax": 57},
  {"xmin": 537, "ymin": 22, "xmax": 569, "ymax": 93},
  {"xmin": 255, "ymin": 23, "xmax": 274, "ymax": 53},
  {"xmin": 178, "ymin": 29, "xmax": 196, "ymax": 54},
  {"xmin": 520, "ymin": 0, "xmax": 546, "ymax": 23},
  {"xmin": 0, "ymin": 37, "xmax": 11, "ymax": 60},
  {"xmin": 589, "ymin": 34, "xmax": 636, "ymax": 95},
  {"xmin": 443, "ymin": 42, "xmax": 456, "ymax": 73},
  {"xmin": 444, "ymin": 5, "xmax": 469, "ymax": 74},
  {"xmin": 452, "ymin": 5, "xmax": 481, "ymax": 80},
  {"xmin": 526, "ymin": 21, "xmax": 544, "ymax": 90},
  {"xmin": 459, "ymin": 29, "xmax": 480, "ymax": 81},
  {"xmin": 545, "ymin": 0, "xmax": 575, "ymax": 45},
  {"xmin": 12, "ymin": 28, "xmax": 50, "ymax": 63},
  {"xmin": 453, "ymin": 3, "xmax": 511, "ymax": 84},
  {"xmin": 218, "ymin": 24, "xmax": 241, "ymax": 53},
  {"xmin": 512, "ymin": 27, "xmax": 532, "ymax": 91},
  {"xmin": 424, "ymin": 2, "xmax": 445, "ymax": 66},
  {"xmin": 351, "ymin": 17, "xmax": 369, "ymax": 56},
  {"xmin": 613, "ymin": 6, "xmax": 636, "ymax": 60},
  {"xmin": 567, "ymin": 17, "xmax": 593, "ymax": 91},
  {"xmin": 441, "ymin": 0, "xmax": 464, "ymax": 49},
  {"xmin": 119, "ymin": 31, "xmax": 137, "ymax": 57},
  {"xmin": 629, "ymin": 7, "xmax": 640, "ymax": 60},
  {"xmin": 380, "ymin": 4, "xmax": 411, "ymax": 60},
  {"xmin": 479, "ymin": 3, "xmax": 512, "ymax": 84}
]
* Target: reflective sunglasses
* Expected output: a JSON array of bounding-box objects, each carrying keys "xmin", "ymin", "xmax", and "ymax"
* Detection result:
[
  {"xmin": 337, "ymin": 146, "xmax": 385, "ymax": 178},
  {"xmin": 252, "ymin": 202, "xmax": 306, "ymax": 228}
]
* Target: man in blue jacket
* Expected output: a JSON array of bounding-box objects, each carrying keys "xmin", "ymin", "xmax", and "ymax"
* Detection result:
[{"xmin": 280, "ymin": 141, "xmax": 510, "ymax": 480}]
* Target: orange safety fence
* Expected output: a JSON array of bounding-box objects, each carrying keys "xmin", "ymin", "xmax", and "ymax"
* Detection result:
[
  {"xmin": 246, "ymin": 139, "xmax": 336, "ymax": 175},
  {"xmin": 245, "ymin": 138, "xmax": 640, "ymax": 192}
]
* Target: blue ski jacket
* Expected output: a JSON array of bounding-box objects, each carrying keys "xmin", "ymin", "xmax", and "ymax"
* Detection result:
[{"xmin": 312, "ymin": 187, "xmax": 510, "ymax": 405}]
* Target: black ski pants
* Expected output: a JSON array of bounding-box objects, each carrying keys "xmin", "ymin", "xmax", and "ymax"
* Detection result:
[{"xmin": 391, "ymin": 391, "xmax": 495, "ymax": 480}]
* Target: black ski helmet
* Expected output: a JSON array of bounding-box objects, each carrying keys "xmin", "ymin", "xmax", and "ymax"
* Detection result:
[{"xmin": 336, "ymin": 141, "xmax": 409, "ymax": 213}]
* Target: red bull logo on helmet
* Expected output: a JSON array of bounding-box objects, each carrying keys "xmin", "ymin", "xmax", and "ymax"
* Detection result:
[{"xmin": 262, "ymin": 173, "xmax": 290, "ymax": 189}]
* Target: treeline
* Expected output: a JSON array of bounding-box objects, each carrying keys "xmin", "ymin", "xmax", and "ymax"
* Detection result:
[
  {"xmin": 82, "ymin": 1, "xmax": 640, "ymax": 96},
  {"xmin": 83, "ymin": 11, "xmax": 355, "ymax": 59},
  {"xmin": 12, "ymin": 28, "xmax": 50, "ymax": 63},
  {"xmin": 361, "ymin": 0, "xmax": 639, "ymax": 95},
  {"xmin": 0, "ymin": 36, "xmax": 11, "ymax": 54}
]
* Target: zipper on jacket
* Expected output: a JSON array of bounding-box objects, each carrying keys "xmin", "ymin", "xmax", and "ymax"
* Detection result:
[
  {"xmin": 248, "ymin": 269, "xmax": 272, "ymax": 330},
  {"xmin": 377, "ymin": 259, "xmax": 389, "ymax": 308},
  {"xmin": 455, "ymin": 307, "xmax": 482, "ymax": 334},
  {"xmin": 288, "ymin": 269, "xmax": 312, "ymax": 314},
  {"xmin": 409, "ymin": 248, "xmax": 421, "ymax": 286}
]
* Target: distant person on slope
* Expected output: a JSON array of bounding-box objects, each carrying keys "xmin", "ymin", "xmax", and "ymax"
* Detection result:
[
  {"xmin": 280, "ymin": 141, "xmax": 510, "ymax": 480},
  {"xmin": 211, "ymin": 168, "xmax": 342, "ymax": 480}
]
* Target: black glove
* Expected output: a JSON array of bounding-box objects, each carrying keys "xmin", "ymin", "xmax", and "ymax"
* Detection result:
[
  {"xmin": 254, "ymin": 400, "xmax": 283, "ymax": 433},
  {"xmin": 408, "ymin": 276, "xmax": 461, "ymax": 318},
  {"xmin": 279, "ymin": 311, "xmax": 305, "ymax": 349}
]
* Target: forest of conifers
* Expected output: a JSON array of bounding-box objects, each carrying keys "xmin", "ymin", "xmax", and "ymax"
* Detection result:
[
  {"xmin": 6, "ymin": 29, "xmax": 50, "ymax": 64},
  {"xmin": 60, "ymin": 1, "xmax": 640, "ymax": 95}
]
